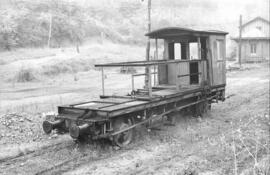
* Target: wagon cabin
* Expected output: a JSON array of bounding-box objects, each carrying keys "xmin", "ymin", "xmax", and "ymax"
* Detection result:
[
  {"xmin": 42, "ymin": 27, "xmax": 228, "ymax": 147},
  {"xmin": 146, "ymin": 27, "xmax": 227, "ymax": 92}
]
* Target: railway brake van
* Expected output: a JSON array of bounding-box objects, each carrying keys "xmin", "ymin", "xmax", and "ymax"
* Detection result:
[{"xmin": 42, "ymin": 27, "xmax": 228, "ymax": 147}]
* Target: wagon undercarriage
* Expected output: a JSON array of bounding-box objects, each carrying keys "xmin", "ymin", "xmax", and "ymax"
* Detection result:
[{"xmin": 43, "ymin": 84, "xmax": 225, "ymax": 147}]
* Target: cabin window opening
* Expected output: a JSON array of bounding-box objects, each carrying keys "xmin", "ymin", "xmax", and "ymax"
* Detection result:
[
  {"xmin": 250, "ymin": 43, "xmax": 257, "ymax": 54},
  {"xmin": 174, "ymin": 43, "xmax": 181, "ymax": 60},
  {"xmin": 190, "ymin": 62, "xmax": 199, "ymax": 84},
  {"xmin": 216, "ymin": 40, "xmax": 224, "ymax": 60},
  {"xmin": 189, "ymin": 43, "xmax": 198, "ymax": 60},
  {"xmin": 168, "ymin": 42, "xmax": 174, "ymax": 60}
]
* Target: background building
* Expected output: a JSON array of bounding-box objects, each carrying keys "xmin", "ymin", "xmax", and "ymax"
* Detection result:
[{"xmin": 232, "ymin": 17, "xmax": 270, "ymax": 62}]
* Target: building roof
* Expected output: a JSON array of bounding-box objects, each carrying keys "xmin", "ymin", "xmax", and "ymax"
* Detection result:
[
  {"xmin": 231, "ymin": 37, "xmax": 270, "ymax": 41},
  {"xmin": 145, "ymin": 27, "xmax": 228, "ymax": 39},
  {"xmin": 231, "ymin": 16, "xmax": 270, "ymax": 41},
  {"xmin": 242, "ymin": 16, "xmax": 270, "ymax": 28}
]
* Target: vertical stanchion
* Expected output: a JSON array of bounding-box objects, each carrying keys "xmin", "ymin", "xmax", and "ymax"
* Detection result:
[
  {"xmin": 144, "ymin": 0, "xmax": 151, "ymax": 89},
  {"xmin": 197, "ymin": 37, "xmax": 201, "ymax": 60},
  {"xmin": 154, "ymin": 38, "xmax": 158, "ymax": 86},
  {"xmin": 101, "ymin": 67, "xmax": 105, "ymax": 96},
  {"xmin": 148, "ymin": 66, "xmax": 152, "ymax": 97},
  {"xmin": 197, "ymin": 37, "xmax": 203, "ymax": 84},
  {"xmin": 131, "ymin": 75, "xmax": 134, "ymax": 92}
]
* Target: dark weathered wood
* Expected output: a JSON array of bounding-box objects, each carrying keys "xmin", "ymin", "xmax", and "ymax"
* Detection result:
[
  {"xmin": 57, "ymin": 114, "xmax": 108, "ymax": 122},
  {"xmin": 93, "ymin": 98, "xmax": 135, "ymax": 104},
  {"xmin": 75, "ymin": 102, "xmax": 113, "ymax": 109}
]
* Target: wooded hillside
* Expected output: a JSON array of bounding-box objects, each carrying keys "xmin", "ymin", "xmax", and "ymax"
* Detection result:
[
  {"xmin": 0, "ymin": 0, "xmax": 143, "ymax": 50},
  {"xmin": 0, "ymin": 0, "xmax": 268, "ymax": 51}
]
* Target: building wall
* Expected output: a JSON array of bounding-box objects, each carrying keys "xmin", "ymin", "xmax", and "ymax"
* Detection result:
[{"xmin": 241, "ymin": 40, "xmax": 270, "ymax": 62}]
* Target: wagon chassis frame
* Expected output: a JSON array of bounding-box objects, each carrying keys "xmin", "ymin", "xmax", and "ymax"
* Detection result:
[
  {"xmin": 53, "ymin": 83, "xmax": 224, "ymax": 141},
  {"xmin": 92, "ymin": 94, "xmax": 218, "ymax": 140}
]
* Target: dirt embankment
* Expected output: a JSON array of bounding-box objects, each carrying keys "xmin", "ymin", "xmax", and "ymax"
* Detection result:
[
  {"xmin": 0, "ymin": 43, "xmax": 144, "ymax": 83},
  {"xmin": 0, "ymin": 63, "xmax": 269, "ymax": 175}
]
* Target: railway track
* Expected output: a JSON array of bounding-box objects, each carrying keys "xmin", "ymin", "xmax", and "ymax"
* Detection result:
[
  {"xmin": 0, "ymin": 135, "xmax": 135, "ymax": 175},
  {"xmin": 0, "ymin": 140, "xmax": 76, "ymax": 174},
  {"xmin": 35, "ymin": 142, "xmax": 136, "ymax": 175},
  {"xmin": 35, "ymin": 152, "xmax": 102, "ymax": 175},
  {"xmin": 0, "ymin": 141, "xmax": 69, "ymax": 164}
]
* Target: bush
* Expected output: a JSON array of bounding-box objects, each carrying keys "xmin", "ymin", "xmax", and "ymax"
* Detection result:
[{"xmin": 13, "ymin": 68, "xmax": 38, "ymax": 82}]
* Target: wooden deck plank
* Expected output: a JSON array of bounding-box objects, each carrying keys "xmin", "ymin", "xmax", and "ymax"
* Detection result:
[
  {"xmin": 154, "ymin": 84, "xmax": 177, "ymax": 89},
  {"xmin": 95, "ymin": 98, "xmax": 135, "ymax": 104},
  {"xmin": 96, "ymin": 86, "xmax": 202, "ymax": 111},
  {"xmin": 152, "ymin": 85, "xmax": 200, "ymax": 97},
  {"xmin": 101, "ymin": 101, "xmax": 147, "ymax": 111},
  {"xmin": 152, "ymin": 89, "xmax": 179, "ymax": 96},
  {"xmin": 74, "ymin": 102, "xmax": 113, "ymax": 109},
  {"xmin": 73, "ymin": 97, "xmax": 137, "ymax": 109},
  {"xmin": 69, "ymin": 85, "xmax": 203, "ymax": 113},
  {"xmin": 59, "ymin": 84, "xmax": 225, "ymax": 119}
]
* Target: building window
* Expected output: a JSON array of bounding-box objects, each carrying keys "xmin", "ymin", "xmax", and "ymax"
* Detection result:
[
  {"xmin": 256, "ymin": 26, "xmax": 262, "ymax": 30},
  {"xmin": 250, "ymin": 43, "xmax": 257, "ymax": 54}
]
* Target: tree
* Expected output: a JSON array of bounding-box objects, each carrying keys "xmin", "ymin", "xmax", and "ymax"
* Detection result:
[{"xmin": 0, "ymin": 9, "xmax": 20, "ymax": 50}]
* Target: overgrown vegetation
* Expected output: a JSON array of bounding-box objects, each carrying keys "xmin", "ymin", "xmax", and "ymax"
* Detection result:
[
  {"xmin": 0, "ymin": 0, "xmax": 267, "ymax": 56},
  {"xmin": 0, "ymin": 0, "xmax": 145, "ymax": 51},
  {"xmin": 13, "ymin": 67, "xmax": 38, "ymax": 82}
]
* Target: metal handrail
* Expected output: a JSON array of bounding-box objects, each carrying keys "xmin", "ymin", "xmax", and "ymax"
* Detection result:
[
  {"xmin": 132, "ymin": 72, "xmax": 158, "ymax": 77},
  {"xmin": 177, "ymin": 72, "xmax": 202, "ymax": 78},
  {"xmin": 131, "ymin": 72, "xmax": 157, "ymax": 91}
]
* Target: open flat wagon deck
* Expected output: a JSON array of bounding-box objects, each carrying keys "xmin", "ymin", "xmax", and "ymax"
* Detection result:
[{"xmin": 43, "ymin": 27, "xmax": 228, "ymax": 147}]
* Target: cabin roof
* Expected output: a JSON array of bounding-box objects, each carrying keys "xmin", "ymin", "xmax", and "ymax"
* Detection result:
[{"xmin": 145, "ymin": 27, "xmax": 228, "ymax": 39}]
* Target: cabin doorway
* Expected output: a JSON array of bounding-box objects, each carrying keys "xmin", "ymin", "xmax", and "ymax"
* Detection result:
[
  {"xmin": 167, "ymin": 41, "xmax": 201, "ymax": 86},
  {"xmin": 190, "ymin": 62, "xmax": 199, "ymax": 84},
  {"xmin": 210, "ymin": 36, "xmax": 226, "ymax": 86},
  {"xmin": 167, "ymin": 42, "xmax": 182, "ymax": 85}
]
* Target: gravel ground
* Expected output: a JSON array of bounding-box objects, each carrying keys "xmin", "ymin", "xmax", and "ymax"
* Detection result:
[{"xmin": 0, "ymin": 63, "xmax": 269, "ymax": 175}]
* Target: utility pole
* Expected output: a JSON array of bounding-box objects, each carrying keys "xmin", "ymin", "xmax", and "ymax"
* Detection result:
[
  {"xmin": 238, "ymin": 15, "xmax": 242, "ymax": 67},
  {"xmin": 144, "ymin": 0, "xmax": 151, "ymax": 89}
]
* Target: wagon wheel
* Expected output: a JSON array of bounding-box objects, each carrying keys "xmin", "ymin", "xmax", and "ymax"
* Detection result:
[
  {"xmin": 204, "ymin": 101, "xmax": 211, "ymax": 114},
  {"xmin": 166, "ymin": 112, "xmax": 177, "ymax": 125},
  {"xmin": 112, "ymin": 117, "xmax": 134, "ymax": 147}
]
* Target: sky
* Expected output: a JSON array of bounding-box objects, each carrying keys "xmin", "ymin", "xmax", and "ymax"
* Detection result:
[
  {"xmin": 88, "ymin": 0, "xmax": 269, "ymax": 36},
  {"xmin": 1, "ymin": 0, "xmax": 268, "ymax": 36}
]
